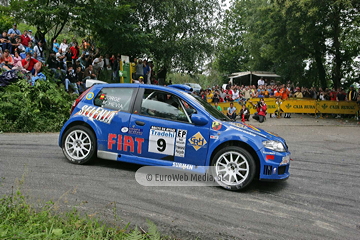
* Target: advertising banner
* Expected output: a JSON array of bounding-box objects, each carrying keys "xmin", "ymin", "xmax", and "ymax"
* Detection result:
[
  {"xmin": 316, "ymin": 101, "xmax": 359, "ymax": 114},
  {"xmin": 213, "ymin": 99, "xmax": 359, "ymax": 116},
  {"xmin": 279, "ymin": 99, "xmax": 317, "ymax": 114}
]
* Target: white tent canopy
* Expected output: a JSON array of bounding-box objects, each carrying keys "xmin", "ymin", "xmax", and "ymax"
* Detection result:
[{"xmin": 228, "ymin": 71, "xmax": 281, "ymax": 85}]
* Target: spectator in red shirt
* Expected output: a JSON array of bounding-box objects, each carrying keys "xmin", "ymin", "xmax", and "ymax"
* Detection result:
[
  {"xmin": 329, "ymin": 88, "xmax": 337, "ymax": 101},
  {"xmin": 20, "ymin": 30, "xmax": 31, "ymax": 47},
  {"xmin": 252, "ymin": 98, "xmax": 267, "ymax": 123},
  {"xmin": 70, "ymin": 42, "xmax": 79, "ymax": 64},
  {"xmin": 21, "ymin": 52, "xmax": 42, "ymax": 76},
  {"xmin": 225, "ymin": 85, "xmax": 233, "ymax": 102}
]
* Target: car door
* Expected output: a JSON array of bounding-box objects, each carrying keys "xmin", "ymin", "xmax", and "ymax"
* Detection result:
[
  {"xmin": 90, "ymin": 86, "xmax": 139, "ymax": 160},
  {"xmin": 128, "ymin": 87, "xmax": 210, "ymax": 167}
]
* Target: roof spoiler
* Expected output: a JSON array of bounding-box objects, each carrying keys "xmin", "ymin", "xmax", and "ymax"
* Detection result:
[
  {"xmin": 168, "ymin": 84, "xmax": 193, "ymax": 92},
  {"xmin": 85, "ymin": 79, "xmax": 108, "ymax": 88}
]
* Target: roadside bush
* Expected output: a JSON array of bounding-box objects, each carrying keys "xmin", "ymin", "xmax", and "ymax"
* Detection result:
[{"xmin": 0, "ymin": 76, "xmax": 76, "ymax": 132}]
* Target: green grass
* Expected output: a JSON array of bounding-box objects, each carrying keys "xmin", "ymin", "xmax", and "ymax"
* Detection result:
[{"xmin": 0, "ymin": 189, "xmax": 163, "ymax": 240}]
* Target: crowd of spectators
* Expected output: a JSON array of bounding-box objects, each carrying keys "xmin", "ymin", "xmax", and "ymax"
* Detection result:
[
  {"xmin": 194, "ymin": 79, "xmax": 360, "ymax": 120},
  {"xmin": 1, "ymin": 24, "xmax": 156, "ymax": 94},
  {"xmin": 0, "ymin": 24, "xmax": 46, "ymax": 83},
  {"xmin": 196, "ymin": 81, "xmax": 359, "ymax": 104}
]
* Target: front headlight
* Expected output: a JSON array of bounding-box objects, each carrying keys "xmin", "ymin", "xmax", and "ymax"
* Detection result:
[{"xmin": 263, "ymin": 140, "xmax": 286, "ymax": 152}]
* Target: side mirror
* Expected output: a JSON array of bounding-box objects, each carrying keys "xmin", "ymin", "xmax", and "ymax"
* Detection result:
[{"xmin": 191, "ymin": 114, "xmax": 208, "ymax": 126}]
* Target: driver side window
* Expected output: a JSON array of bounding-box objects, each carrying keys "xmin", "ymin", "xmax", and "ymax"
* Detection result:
[{"xmin": 140, "ymin": 89, "xmax": 195, "ymax": 123}]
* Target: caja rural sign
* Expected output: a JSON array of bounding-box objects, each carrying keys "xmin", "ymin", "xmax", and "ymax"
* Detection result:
[{"xmin": 216, "ymin": 99, "xmax": 359, "ymax": 115}]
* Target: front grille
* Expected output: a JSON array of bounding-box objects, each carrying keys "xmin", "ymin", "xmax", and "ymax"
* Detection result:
[
  {"xmin": 278, "ymin": 166, "xmax": 286, "ymax": 175},
  {"xmin": 263, "ymin": 165, "xmax": 273, "ymax": 175}
]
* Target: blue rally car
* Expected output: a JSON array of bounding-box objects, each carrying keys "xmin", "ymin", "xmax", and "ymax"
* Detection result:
[{"xmin": 59, "ymin": 82, "xmax": 290, "ymax": 190}]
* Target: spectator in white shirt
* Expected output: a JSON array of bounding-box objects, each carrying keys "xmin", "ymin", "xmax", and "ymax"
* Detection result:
[
  {"xmin": 92, "ymin": 55, "xmax": 104, "ymax": 76},
  {"xmin": 56, "ymin": 48, "xmax": 66, "ymax": 70},
  {"xmin": 257, "ymin": 77, "xmax": 265, "ymax": 86},
  {"xmin": 27, "ymin": 30, "xmax": 35, "ymax": 42},
  {"xmin": 33, "ymin": 41, "xmax": 45, "ymax": 63},
  {"xmin": 59, "ymin": 39, "xmax": 69, "ymax": 53},
  {"xmin": 232, "ymin": 88, "xmax": 240, "ymax": 101}
]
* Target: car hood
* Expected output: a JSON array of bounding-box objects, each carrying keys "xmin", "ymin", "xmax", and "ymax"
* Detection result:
[{"xmin": 221, "ymin": 121, "xmax": 285, "ymax": 142}]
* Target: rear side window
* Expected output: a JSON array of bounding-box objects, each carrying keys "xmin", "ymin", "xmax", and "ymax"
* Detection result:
[{"xmin": 94, "ymin": 87, "xmax": 135, "ymax": 112}]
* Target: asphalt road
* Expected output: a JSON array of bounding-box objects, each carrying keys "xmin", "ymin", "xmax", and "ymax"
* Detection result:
[{"xmin": 0, "ymin": 115, "xmax": 359, "ymax": 239}]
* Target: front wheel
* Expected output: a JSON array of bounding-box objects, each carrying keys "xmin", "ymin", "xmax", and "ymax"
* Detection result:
[
  {"xmin": 62, "ymin": 125, "xmax": 97, "ymax": 164},
  {"xmin": 211, "ymin": 146, "xmax": 256, "ymax": 191}
]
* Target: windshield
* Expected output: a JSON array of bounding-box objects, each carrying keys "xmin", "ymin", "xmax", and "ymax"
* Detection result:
[{"xmin": 184, "ymin": 92, "xmax": 231, "ymax": 121}]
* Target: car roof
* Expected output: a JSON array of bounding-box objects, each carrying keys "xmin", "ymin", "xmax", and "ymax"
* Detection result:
[{"xmin": 92, "ymin": 83, "xmax": 192, "ymax": 95}]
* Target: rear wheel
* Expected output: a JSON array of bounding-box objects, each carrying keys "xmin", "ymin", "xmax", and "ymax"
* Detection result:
[
  {"xmin": 62, "ymin": 125, "xmax": 97, "ymax": 164},
  {"xmin": 211, "ymin": 146, "xmax": 256, "ymax": 191}
]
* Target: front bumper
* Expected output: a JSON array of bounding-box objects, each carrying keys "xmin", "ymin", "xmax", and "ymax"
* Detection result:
[{"xmin": 259, "ymin": 150, "xmax": 291, "ymax": 180}]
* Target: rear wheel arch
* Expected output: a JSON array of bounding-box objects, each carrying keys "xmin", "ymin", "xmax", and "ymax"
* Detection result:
[{"xmin": 61, "ymin": 121, "xmax": 97, "ymax": 146}]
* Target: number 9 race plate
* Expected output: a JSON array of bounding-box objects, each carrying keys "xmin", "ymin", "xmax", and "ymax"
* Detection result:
[{"xmin": 148, "ymin": 126, "xmax": 176, "ymax": 155}]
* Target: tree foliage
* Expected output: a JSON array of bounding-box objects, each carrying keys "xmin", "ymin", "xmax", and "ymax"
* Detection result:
[
  {"xmin": 214, "ymin": 2, "xmax": 250, "ymax": 75},
  {"xmin": 9, "ymin": 0, "xmax": 135, "ymax": 57},
  {"xmin": 8, "ymin": 0, "xmax": 359, "ymax": 88},
  {"xmin": 8, "ymin": 0, "xmax": 220, "ymax": 75},
  {"xmin": 74, "ymin": 0, "xmax": 136, "ymax": 55},
  {"xmin": 216, "ymin": 0, "xmax": 360, "ymax": 88},
  {"xmin": 10, "ymin": 0, "xmax": 77, "ymax": 43},
  {"xmin": 130, "ymin": 0, "xmax": 221, "ymax": 73}
]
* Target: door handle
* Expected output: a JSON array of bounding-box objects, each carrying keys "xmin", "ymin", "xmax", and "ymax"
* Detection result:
[{"xmin": 135, "ymin": 121, "xmax": 145, "ymax": 126}]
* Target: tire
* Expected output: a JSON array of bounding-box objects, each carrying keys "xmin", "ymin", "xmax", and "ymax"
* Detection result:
[
  {"xmin": 211, "ymin": 146, "xmax": 256, "ymax": 191},
  {"xmin": 62, "ymin": 125, "xmax": 97, "ymax": 164}
]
